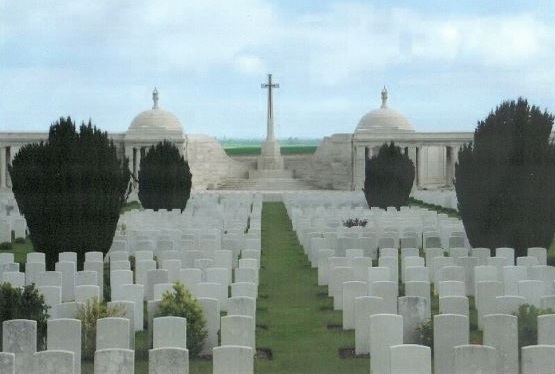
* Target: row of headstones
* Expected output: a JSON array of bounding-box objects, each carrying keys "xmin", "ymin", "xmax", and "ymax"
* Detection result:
[
  {"xmin": 319, "ymin": 246, "xmax": 551, "ymax": 306},
  {"xmin": 367, "ymin": 312, "xmax": 555, "ymax": 374},
  {"xmin": 0, "ymin": 317, "xmax": 256, "ymax": 374},
  {"xmin": 298, "ymin": 217, "xmax": 465, "ymax": 259},
  {"xmin": 109, "ymin": 229, "xmax": 262, "ymax": 257},
  {"xmin": 320, "ymin": 247, "xmax": 555, "ymax": 331},
  {"xmin": 0, "ymin": 251, "xmax": 260, "ymax": 359}
]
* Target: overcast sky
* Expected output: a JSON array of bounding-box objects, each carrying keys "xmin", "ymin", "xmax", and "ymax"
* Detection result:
[{"xmin": 1, "ymin": 1, "xmax": 554, "ymax": 139}]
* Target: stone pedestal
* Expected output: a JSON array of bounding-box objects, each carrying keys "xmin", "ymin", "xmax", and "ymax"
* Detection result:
[{"xmin": 257, "ymin": 139, "xmax": 284, "ymax": 170}]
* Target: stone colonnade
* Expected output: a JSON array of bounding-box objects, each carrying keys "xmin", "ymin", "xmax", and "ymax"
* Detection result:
[
  {"xmin": 353, "ymin": 138, "xmax": 468, "ymax": 191},
  {"xmin": 124, "ymin": 141, "xmax": 186, "ymax": 184}
]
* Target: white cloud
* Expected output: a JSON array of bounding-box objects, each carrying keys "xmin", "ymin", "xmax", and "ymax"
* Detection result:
[
  {"xmin": 234, "ymin": 54, "xmax": 266, "ymax": 76},
  {"xmin": 1, "ymin": 0, "xmax": 554, "ymax": 136}
]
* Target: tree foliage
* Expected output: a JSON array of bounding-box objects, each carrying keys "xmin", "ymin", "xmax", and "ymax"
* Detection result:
[
  {"xmin": 9, "ymin": 117, "xmax": 130, "ymax": 269},
  {"xmin": 455, "ymin": 98, "xmax": 555, "ymax": 257},
  {"xmin": 0, "ymin": 283, "xmax": 49, "ymax": 350},
  {"xmin": 363, "ymin": 142, "xmax": 415, "ymax": 209},
  {"xmin": 138, "ymin": 140, "xmax": 192, "ymax": 211},
  {"xmin": 76, "ymin": 297, "xmax": 125, "ymax": 360},
  {"xmin": 156, "ymin": 282, "xmax": 207, "ymax": 358}
]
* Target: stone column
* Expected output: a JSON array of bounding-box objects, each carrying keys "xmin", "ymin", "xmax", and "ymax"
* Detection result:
[
  {"xmin": 354, "ymin": 145, "xmax": 366, "ymax": 191},
  {"xmin": 445, "ymin": 146, "xmax": 453, "ymax": 187},
  {"xmin": 0, "ymin": 147, "xmax": 6, "ymax": 189},
  {"xmin": 415, "ymin": 146, "xmax": 422, "ymax": 189}
]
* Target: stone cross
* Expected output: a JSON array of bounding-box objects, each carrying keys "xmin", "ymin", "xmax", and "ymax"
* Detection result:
[{"xmin": 261, "ymin": 74, "xmax": 279, "ymax": 141}]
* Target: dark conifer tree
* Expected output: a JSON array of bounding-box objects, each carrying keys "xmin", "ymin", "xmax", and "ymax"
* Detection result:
[
  {"xmin": 363, "ymin": 142, "xmax": 415, "ymax": 209},
  {"xmin": 455, "ymin": 98, "xmax": 555, "ymax": 256},
  {"xmin": 9, "ymin": 117, "xmax": 130, "ymax": 269},
  {"xmin": 138, "ymin": 140, "xmax": 192, "ymax": 211}
]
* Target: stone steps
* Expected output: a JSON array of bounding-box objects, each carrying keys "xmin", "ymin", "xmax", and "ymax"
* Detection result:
[{"xmin": 216, "ymin": 177, "xmax": 319, "ymax": 191}]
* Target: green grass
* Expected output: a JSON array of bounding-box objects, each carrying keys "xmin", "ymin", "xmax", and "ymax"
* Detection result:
[
  {"xmin": 255, "ymin": 202, "xmax": 368, "ymax": 373},
  {"xmin": 224, "ymin": 145, "xmax": 317, "ymax": 157},
  {"xmin": 225, "ymin": 146, "xmax": 261, "ymax": 156},
  {"xmin": 0, "ymin": 237, "xmax": 33, "ymax": 264},
  {"xmin": 120, "ymin": 200, "xmax": 142, "ymax": 214}
]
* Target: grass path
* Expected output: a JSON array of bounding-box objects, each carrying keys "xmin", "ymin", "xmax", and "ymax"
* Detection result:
[{"xmin": 254, "ymin": 202, "xmax": 368, "ymax": 374}]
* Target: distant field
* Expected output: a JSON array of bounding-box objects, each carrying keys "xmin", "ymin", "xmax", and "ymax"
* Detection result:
[{"xmin": 224, "ymin": 145, "xmax": 318, "ymax": 156}]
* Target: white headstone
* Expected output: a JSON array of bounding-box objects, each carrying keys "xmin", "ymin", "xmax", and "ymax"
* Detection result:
[
  {"xmin": 378, "ymin": 256, "xmax": 398, "ymax": 282},
  {"xmin": 502, "ymin": 266, "xmax": 527, "ymax": 296},
  {"xmin": 389, "ymin": 344, "xmax": 431, "ymax": 374},
  {"xmin": 148, "ymin": 347, "xmax": 189, "ymax": 374},
  {"xmin": 398, "ymin": 296, "xmax": 428, "ymax": 344},
  {"xmin": 342, "ymin": 281, "xmax": 367, "ymax": 329},
  {"xmin": 94, "ymin": 349, "xmax": 134, "ymax": 374},
  {"xmin": 212, "ymin": 346, "xmax": 253, "ymax": 374},
  {"xmin": 145, "ymin": 269, "xmax": 169, "ymax": 301},
  {"xmin": 47, "ymin": 318, "xmax": 81, "ymax": 374},
  {"xmin": 220, "ymin": 315, "xmax": 255, "ymax": 349},
  {"xmin": 96, "ymin": 317, "xmax": 130, "ymax": 350},
  {"xmin": 55, "ymin": 261, "xmax": 76, "ymax": 302},
  {"xmin": 110, "ymin": 270, "xmax": 133, "ymax": 301},
  {"xmin": 439, "ymin": 296, "xmax": 469, "ymax": 317},
  {"xmin": 495, "ymin": 247, "xmax": 515, "ymax": 266},
  {"xmin": 433, "ymin": 314, "xmax": 469, "ymax": 374},
  {"xmin": 2, "ymin": 319, "xmax": 36, "ymax": 374},
  {"xmin": 518, "ymin": 279, "xmax": 545, "ymax": 307},
  {"xmin": 135, "ymin": 260, "xmax": 157, "ymax": 288},
  {"xmin": 197, "ymin": 297, "xmax": 220, "ymax": 355},
  {"xmin": 527, "ymin": 247, "xmax": 547, "ymax": 266},
  {"xmin": 538, "ymin": 314, "xmax": 555, "ymax": 345},
  {"xmin": 476, "ymin": 281, "xmax": 502, "ymax": 328},
  {"xmin": 354, "ymin": 296, "xmax": 384, "ymax": 355},
  {"xmin": 74, "ymin": 285, "xmax": 100, "ymax": 303},
  {"xmin": 453, "ymin": 344, "xmax": 497, "ymax": 374},
  {"xmin": 521, "ymin": 345, "xmax": 555, "ymax": 374},
  {"xmin": 0, "ymin": 352, "xmax": 14, "ymax": 374},
  {"xmin": 153, "ymin": 316, "xmax": 187, "ymax": 349},
  {"xmin": 32, "ymin": 350, "xmax": 74, "ymax": 374},
  {"xmin": 483, "ymin": 313, "xmax": 518, "ymax": 374},
  {"xmin": 369, "ymin": 314, "xmax": 403, "ymax": 374},
  {"xmin": 25, "ymin": 262, "xmax": 45, "ymax": 286},
  {"xmin": 75, "ymin": 271, "xmax": 98, "ymax": 287}
]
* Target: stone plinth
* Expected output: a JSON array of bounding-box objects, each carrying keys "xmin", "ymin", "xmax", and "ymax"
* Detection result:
[{"xmin": 257, "ymin": 139, "xmax": 284, "ymax": 170}]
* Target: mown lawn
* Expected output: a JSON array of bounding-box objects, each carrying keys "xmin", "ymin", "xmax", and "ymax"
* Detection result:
[
  {"xmin": 255, "ymin": 202, "xmax": 368, "ymax": 374},
  {"xmin": 224, "ymin": 145, "xmax": 317, "ymax": 157}
]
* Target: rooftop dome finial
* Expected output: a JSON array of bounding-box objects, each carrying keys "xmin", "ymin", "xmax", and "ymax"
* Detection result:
[
  {"xmin": 152, "ymin": 87, "xmax": 159, "ymax": 109},
  {"xmin": 381, "ymin": 86, "xmax": 388, "ymax": 109}
]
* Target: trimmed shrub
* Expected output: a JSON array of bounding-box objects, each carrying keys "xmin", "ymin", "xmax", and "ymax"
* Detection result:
[
  {"xmin": 455, "ymin": 99, "xmax": 555, "ymax": 257},
  {"xmin": 342, "ymin": 218, "xmax": 368, "ymax": 228},
  {"xmin": 75, "ymin": 297, "xmax": 125, "ymax": 360},
  {"xmin": 0, "ymin": 242, "xmax": 12, "ymax": 251},
  {"xmin": 138, "ymin": 140, "xmax": 192, "ymax": 211},
  {"xmin": 9, "ymin": 117, "xmax": 131, "ymax": 269},
  {"xmin": 156, "ymin": 282, "xmax": 207, "ymax": 357},
  {"xmin": 0, "ymin": 283, "xmax": 49, "ymax": 350},
  {"xmin": 363, "ymin": 142, "xmax": 415, "ymax": 210}
]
